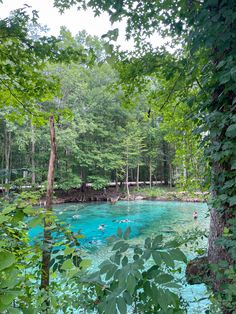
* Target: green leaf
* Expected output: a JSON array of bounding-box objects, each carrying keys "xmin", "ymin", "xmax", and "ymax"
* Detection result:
[
  {"xmin": 231, "ymin": 159, "xmax": 236, "ymax": 170},
  {"xmin": 0, "ymin": 214, "xmax": 9, "ymax": 224},
  {"xmin": 61, "ymin": 259, "xmax": 74, "ymax": 270},
  {"xmin": 64, "ymin": 247, "xmax": 75, "ymax": 256},
  {"xmin": 229, "ymin": 196, "xmax": 236, "ymax": 206},
  {"xmin": 152, "ymin": 251, "xmax": 162, "ymax": 266},
  {"xmin": 219, "ymin": 72, "xmax": 230, "ymax": 84},
  {"xmin": 170, "ymin": 248, "xmax": 187, "ymax": 263},
  {"xmin": 226, "ymin": 124, "xmax": 236, "ymax": 138},
  {"xmin": 117, "ymin": 296, "xmax": 127, "ymax": 314},
  {"xmin": 144, "ymin": 237, "xmax": 151, "ymax": 249},
  {"xmin": 2, "ymin": 205, "xmax": 15, "ymax": 215},
  {"xmin": 230, "ymin": 67, "xmax": 236, "ymax": 82},
  {"xmin": 126, "ymin": 274, "xmax": 136, "ymax": 294},
  {"xmin": 0, "ymin": 251, "xmax": 15, "ymax": 271},
  {"xmin": 0, "ymin": 291, "xmax": 21, "ymax": 306},
  {"xmin": 22, "ymin": 307, "xmax": 37, "ymax": 314},
  {"xmin": 119, "ymin": 243, "xmax": 129, "ymax": 253},
  {"xmin": 155, "ymin": 273, "xmax": 174, "ymax": 284},
  {"xmin": 123, "ymin": 291, "xmax": 132, "ymax": 305},
  {"xmin": 142, "ymin": 249, "xmax": 151, "ymax": 260},
  {"xmin": 105, "ymin": 264, "xmax": 117, "ymax": 280},
  {"xmin": 23, "ymin": 206, "xmax": 35, "ymax": 215},
  {"xmin": 105, "ymin": 298, "xmax": 116, "ymax": 314},
  {"xmin": 160, "ymin": 251, "xmax": 175, "ymax": 268},
  {"xmin": 144, "ymin": 281, "xmax": 153, "ymax": 298},
  {"xmin": 28, "ymin": 215, "xmax": 43, "ymax": 228},
  {"xmin": 122, "ymin": 256, "xmax": 128, "ymax": 267},
  {"xmin": 152, "ymin": 235, "xmax": 163, "ymax": 249},
  {"xmin": 112, "ymin": 241, "xmax": 125, "ymax": 251},
  {"xmin": 80, "ymin": 259, "xmax": 91, "ymax": 269},
  {"xmin": 112, "ymin": 252, "xmax": 121, "ymax": 265},
  {"xmin": 8, "ymin": 307, "xmax": 21, "ymax": 314},
  {"xmin": 100, "ymin": 262, "xmax": 114, "ymax": 275},
  {"xmin": 0, "ymin": 267, "xmax": 19, "ymax": 289},
  {"xmin": 157, "ymin": 289, "xmax": 168, "ymax": 311}
]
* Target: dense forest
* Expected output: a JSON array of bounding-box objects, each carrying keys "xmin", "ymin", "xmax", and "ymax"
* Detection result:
[
  {"xmin": 0, "ymin": 29, "xmax": 206, "ymax": 192},
  {"xmin": 0, "ymin": 0, "xmax": 236, "ymax": 313}
]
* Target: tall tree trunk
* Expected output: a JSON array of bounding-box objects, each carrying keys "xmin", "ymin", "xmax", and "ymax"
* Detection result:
[
  {"xmin": 4, "ymin": 127, "xmax": 11, "ymax": 185},
  {"xmin": 183, "ymin": 155, "xmax": 187, "ymax": 186},
  {"xmin": 40, "ymin": 116, "xmax": 56, "ymax": 304},
  {"xmin": 115, "ymin": 169, "xmax": 119, "ymax": 192},
  {"xmin": 169, "ymin": 164, "xmax": 173, "ymax": 187},
  {"xmin": 126, "ymin": 164, "xmax": 130, "ymax": 199},
  {"xmin": 149, "ymin": 160, "xmax": 152, "ymax": 188},
  {"xmin": 125, "ymin": 144, "xmax": 130, "ymax": 199},
  {"xmin": 162, "ymin": 141, "xmax": 169, "ymax": 185},
  {"xmin": 207, "ymin": 155, "xmax": 233, "ymax": 265},
  {"xmin": 136, "ymin": 164, "xmax": 139, "ymax": 189},
  {"xmin": 31, "ymin": 123, "xmax": 36, "ymax": 185}
]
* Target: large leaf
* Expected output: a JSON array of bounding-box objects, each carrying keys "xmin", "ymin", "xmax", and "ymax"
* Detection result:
[
  {"xmin": 226, "ymin": 124, "xmax": 236, "ymax": 138},
  {"xmin": 0, "ymin": 291, "xmax": 21, "ymax": 306},
  {"xmin": 0, "ymin": 251, "xmax": 15, "ymax": 271},
  {"xmin": 117, "ymin": 296, "xmax": 127, "ymax": 314},
  {"xmin": 170, "ymin": 248, "xmax": 187, "ymax": 263},
  {"xmin": 80, "ymin": 259, "xmax": 91, "ymax": 269},
  {"xmin": 126, "ymin": 274, "xmax": 136, "ymax": 294},
  {"xmin": 61, "ymin": 259, "xmax": 74, "ymax": 270}
]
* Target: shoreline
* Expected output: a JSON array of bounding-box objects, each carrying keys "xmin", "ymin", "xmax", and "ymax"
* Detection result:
[
  {"xmin": 37, "ymin": 186, "xmax": 208, "ymax": 205},
  {"xmin": 50, "ymin": 192, "xmax": 207, "ymax": 205}
]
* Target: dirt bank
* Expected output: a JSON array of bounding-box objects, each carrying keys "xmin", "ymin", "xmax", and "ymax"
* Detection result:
[{"xmin": 39, "ymin": 187, "xmax": 207, "ymax": 204}]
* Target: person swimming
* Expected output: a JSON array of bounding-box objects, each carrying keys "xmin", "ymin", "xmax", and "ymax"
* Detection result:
[
  {"xmin": 98, "ymin": 224, "xmax": 105, "ymax": 231},
  {"xmin": 119, "ymin": 219, "xmax": 131, "ymax": 223},
  {"xmin": 72, "ymin": 214, "xmax": 81, "ymax": 219},
  {"xmin": 193, "ymin": 211, "xmax": 198, "ymax": 219}
]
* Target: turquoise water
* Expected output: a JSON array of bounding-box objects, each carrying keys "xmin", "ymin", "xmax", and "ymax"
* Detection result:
[{"xmin": 30, "ymin": 200, "xmax": 210, "ymax": 313}]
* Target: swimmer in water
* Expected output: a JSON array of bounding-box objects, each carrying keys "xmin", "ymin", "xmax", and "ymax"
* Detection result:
[
  {"xmin": 98, "ymin": 224, "xmax": 105, "ymax": 231},
  {"xmin": 119, "ymin": 219, "xmax": 131, "ymax": 223},
  {"xmin": 193, "ymin": 211, "xmax": 198, "ymax": 219},
  {"xmin": 73, "ymin": 214, "xmax": 81, "ymax": 219}
]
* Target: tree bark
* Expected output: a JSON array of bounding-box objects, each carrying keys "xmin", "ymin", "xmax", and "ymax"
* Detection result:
[
  {"xmin": 126, "ymin": 163, "xmax": 130, "ymax": 199},
  {"xmin": 207, "ymin": 161, "xmax": 233, "ymax": 265},
  {"xmin": 31, "ymin": 123, "xmax": 36, "ymax": 185},
  {"xmin": 4, "ymin": 126, "xmax": 11, "ymax": 185},
  {"xmin": 149, "ymin": 161, "xmax": 152, "ymax": 188},
  {"xmin": 162, "ymin": 141, "xmax": 169, "ymax": 185},
  {"xmin": 136, "ymin": 164, "xmax": 140, "ymax": 189},
  {"xmin": 115, "ymin": 169, "xmax": 119, "ymax": 192},
  {"xmin": 40, "ymin": 116, "xmax": 56, "ymax": 298}
]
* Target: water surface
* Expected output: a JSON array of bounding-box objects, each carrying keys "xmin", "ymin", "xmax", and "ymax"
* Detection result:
[{"xmin": 31, "ymin": 200, "xmax": 210, "ymax": 313}]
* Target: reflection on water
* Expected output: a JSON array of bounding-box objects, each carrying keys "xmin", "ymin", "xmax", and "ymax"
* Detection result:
[{"xmin": 30, "ymin": 200, "xmax": 210, "ymax": 313}]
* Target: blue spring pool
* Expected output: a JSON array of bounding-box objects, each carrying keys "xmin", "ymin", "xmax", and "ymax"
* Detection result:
[{"xmin": 30, "ymin": 200, "xmax": 211, "ymax": 313}]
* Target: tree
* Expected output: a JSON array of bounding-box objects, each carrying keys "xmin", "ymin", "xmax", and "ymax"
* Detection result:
[{"xmin": 54, "ymin": 0, "xmax": 236, "ymax": 302}]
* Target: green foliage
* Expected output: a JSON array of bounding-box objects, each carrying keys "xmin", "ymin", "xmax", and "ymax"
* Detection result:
[
  {"xmin": 56, "ymin": 174, "xmax": 82, "ymax": 191},
  {"xmin": 82, "ymin": 228, "xmax": 187, "ymax": 313},
  {"xmin": 0, "ymin": 191, "xmax": 90, "ymax": 313},
  {"xmin": 53, "ymin": 0, "xmax": 236, "ymax": 310},
  {"xmin": 88, "ymin": 175, "xmax": 109, "ymax": 190},
  {"xmin": 0, "ymin": 192, "xmax": 40, "ymax": 312}
]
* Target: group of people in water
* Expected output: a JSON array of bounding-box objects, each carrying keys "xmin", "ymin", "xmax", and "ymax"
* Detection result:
[
  {"xmin": 97, "ymin": 219, "xmax": 132, "ymax": 232},
  {"xmin": 83, "ymin": 211, "xmax": 198, "ymax": 235}
]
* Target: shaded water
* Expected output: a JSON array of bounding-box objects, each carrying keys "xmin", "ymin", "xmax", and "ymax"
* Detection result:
[{"xmin": 30, "ymin": 200, "xmax": 210, "ymax": 313}]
